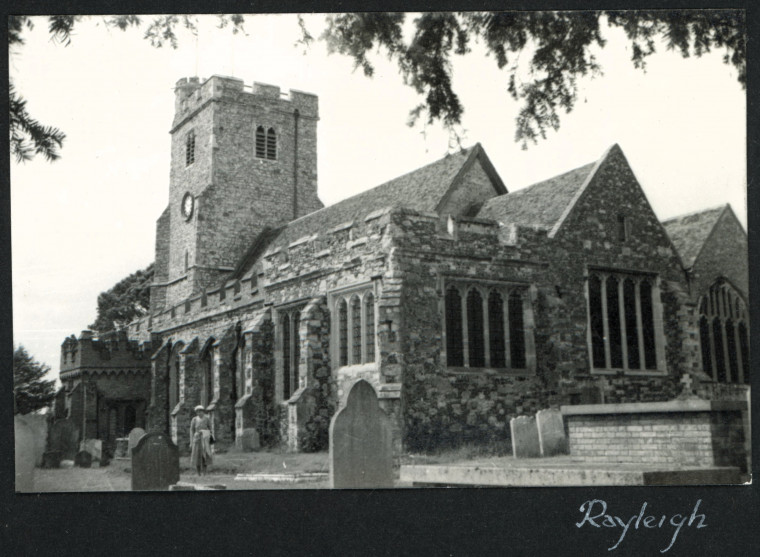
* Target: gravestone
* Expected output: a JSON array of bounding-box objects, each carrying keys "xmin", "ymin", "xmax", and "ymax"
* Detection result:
[
  {"xmin": 131, "ymin": 432, "xmax": 180, "ymax": 491},
  {"xmin": 240, "ymin": 428, "xmax": 260, "ymax": 451},
  {"xmin": 42, "ymin": 451, "xmax": 62, "ymax": 469},
  {"xmin": 510, "ymin": 415, "xmax": 541, "ymax": 458},
  {"xmin": 329, "ymin": 380, "xmax": 394, "ymax": 489},
  {"xmin": 128, "ymin": 427, "xmax": 146, "ymax": 453},
  {"xmin": 536, "ymin": 409, "xmax": 569, "ymax": 457},
  {"xmin": 114, "ymin": 438, "xmax": 129, "ymax": 458},
  {"xmin": 14, "ymin": 417, "xmax": 36, "ymax": 492},
  {"xmin": 75, "ymin": 450, "xmax": 92, "ymax": 468},
  {"xmin": 16, "ymin": 413, "xmax": 48, "ymax": 466},
  {"xmin": 48, "ymin": 419, "xmax": 79, "ymax": 460},
  {"xmin": 82, "ymin": 439, "xmax": 103, "ymax": 463}
]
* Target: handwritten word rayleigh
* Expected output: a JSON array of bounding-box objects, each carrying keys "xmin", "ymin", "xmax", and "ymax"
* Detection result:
[{"xmin": 576, "ymin": 499, "xmax": 707, "ymax": 553}]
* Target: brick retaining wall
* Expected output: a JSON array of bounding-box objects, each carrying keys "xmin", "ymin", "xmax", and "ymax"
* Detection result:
[{"xmin": 562, "ymin": 399, "xmax": 747, "ymax": 471}]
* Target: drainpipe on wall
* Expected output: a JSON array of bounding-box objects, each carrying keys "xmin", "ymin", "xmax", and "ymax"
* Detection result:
[{"xmin": 293, "ymin": 109, "xmax": 300, "ymax": 220}]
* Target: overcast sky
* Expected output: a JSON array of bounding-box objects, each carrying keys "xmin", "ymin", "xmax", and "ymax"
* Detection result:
[{"xmin": 10, "ymin": 13, "xmax": 746, "ymax": 380}]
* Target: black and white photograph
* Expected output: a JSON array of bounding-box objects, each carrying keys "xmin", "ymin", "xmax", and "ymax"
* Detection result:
[{"xmin": 8, "ymin": 7, "xmax": 752, "ymax": 510}]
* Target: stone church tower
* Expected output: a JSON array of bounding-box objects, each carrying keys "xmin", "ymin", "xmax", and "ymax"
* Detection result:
[{"xmin": 150, "ymin": 75, "xmax": 323, "ymax": 310}]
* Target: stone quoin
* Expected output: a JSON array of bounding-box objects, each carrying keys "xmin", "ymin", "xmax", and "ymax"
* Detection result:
[{"xmin": 58, "ymin": 75, "xmax": 748, "ymax": 456}]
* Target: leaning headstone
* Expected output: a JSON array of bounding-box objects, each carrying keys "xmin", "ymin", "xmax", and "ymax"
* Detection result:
[
  {"xmin": 14, "ymin": 417, "xmax": 36, "ymax": 492},
  {"xmin": 75, "ymin": 450, "xmax": 92, "ymax": 468},
  {"xmin": 329, "ymin": 380, "xmax": 394, "ymax": 489},
  {"xmin": 128, "ymin": 427, "xmax": 146, "ymax": 453},
  {"xmin": 81, "ymin": 439, "xmax": 103, "ymax": 463},
  {"xmin": 48, "ymin": 419, "xmax": 79, "ymax": 461},
  {"xmin": 240, "ymin": 428, "xmax": 260, "ymax": 451},
  {"xmin": 510, "ymin": 415, "xmax": 541, "ymax": 458},
  {"xmin": 536, "ymin": 409, "xmax": 569, "ymax": 457},
  {"xmin": 131, "ymin": 432, "xmax": 180, "ymax": 491}
]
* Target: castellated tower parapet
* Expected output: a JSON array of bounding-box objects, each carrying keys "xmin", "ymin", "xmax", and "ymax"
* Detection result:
[{"xmin": 151, "ymin": 75, "xmax": 323, "ymax": 312}]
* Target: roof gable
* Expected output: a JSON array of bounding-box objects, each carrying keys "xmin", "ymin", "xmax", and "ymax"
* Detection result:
[
  {"xmin": 228, "ymin": 144, "xmax": 506, "ymax": 279},
  {"xmin": 477, "ymin": 160, "xmax": 596, "ymax": 230},
  {"xmin": 661, "ymin": 205, "xmax": 727, "ymax": 269}
]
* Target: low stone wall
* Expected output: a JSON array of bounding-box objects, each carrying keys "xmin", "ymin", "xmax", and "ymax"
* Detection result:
[{"xmin": 562, "ymin": 399, "xmax": 747, "ymax": 471}]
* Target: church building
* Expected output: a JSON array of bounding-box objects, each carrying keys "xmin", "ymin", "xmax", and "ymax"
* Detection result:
[{"xmin": 59, "ymin": 75, "xmax": 749, "ymax": 455}]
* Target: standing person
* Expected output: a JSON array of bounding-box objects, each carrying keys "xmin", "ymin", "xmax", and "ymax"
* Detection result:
[{"xmin": 189, "ymin": 405, "xmax": 213, "ymax": 476}]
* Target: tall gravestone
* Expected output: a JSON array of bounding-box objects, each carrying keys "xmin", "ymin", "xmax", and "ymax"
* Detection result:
[
  {"xmin": 16, "ymin": 413, "xmax": 48, "ymax": 467},
  {"xmin": 510, "ymin": 415, "xmax": 541, "ymax": 458},
  {"xmin": 48, "ymin": 419, "xmax": 79, "ymax": 460},
  {"xmin": 329, "ymin": 380, "xmax": 394, "ymax": 489},
  {"xmin": 14, "ymin": 417, "xmax": 36, "ymax": 492},
  {"xmin": 536, "ymin": 409, "xmax": 569, "ymax": 457},
  {"xmin": 131, "ymin": 432, "xmax": 180, "ymax": 491}
]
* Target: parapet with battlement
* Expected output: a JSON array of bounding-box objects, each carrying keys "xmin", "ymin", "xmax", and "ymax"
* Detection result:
[{"xmin": 172, "ymin": 75, "xmax": 318, "ymax": 132}]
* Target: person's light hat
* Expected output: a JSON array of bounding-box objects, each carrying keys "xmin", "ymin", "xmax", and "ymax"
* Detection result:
[{"xmin": 194, "ymin": 405, "xmax": 205, "ymax": 412}]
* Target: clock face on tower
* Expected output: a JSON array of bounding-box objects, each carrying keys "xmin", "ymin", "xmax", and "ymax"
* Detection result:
[{"xmin": 181, "ymin": 192, "xmax": 194, "ymax": 220}]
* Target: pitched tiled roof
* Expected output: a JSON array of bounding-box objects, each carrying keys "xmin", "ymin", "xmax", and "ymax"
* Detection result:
[
  {"xmin": 269, "ymin": 144, "xmax": 496, "ymax": 245},
  {"xmin": 478, "ymin": 161, "xmax": 596, "ymax": 229},
  {"xmin": 661, "ymin": 205, "xmax": 727, "ymax": 268}
]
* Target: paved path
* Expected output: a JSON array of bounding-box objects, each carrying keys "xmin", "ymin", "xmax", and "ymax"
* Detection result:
[
  {"xmin": 33, "ymin": 466, "xmax": 129, "ymax": 492},
  {"xmin": 31, "ymin": 466, "xmax": 333, "ymax": 492}
]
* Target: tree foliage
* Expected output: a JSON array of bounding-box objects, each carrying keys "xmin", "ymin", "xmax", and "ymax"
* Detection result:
[
  {"xmin": 14, "ymin": 345, "xmax": 57, "ymax": 415},
  {"xmin": 9, "ymin": 11, "xmax": 745, "ymax": 160},
  {"xmin": 89, "ymin": 263, "xmax": 154, "ymax": 334},
  {"xmin": 318, "ymin": 11, "xmax": 745, "ymax": 147}
]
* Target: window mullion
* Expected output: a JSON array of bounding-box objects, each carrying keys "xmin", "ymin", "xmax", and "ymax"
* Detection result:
[
  {"xmin": 618, "ymin": 278, "xmax": 628, "ymax": 371},
  {"xmin": 600, "ymin": 274, "xmax": 610, "ymax": 369},
  {"xmin": 634, "ymin": 279, "xmax": 645, "ymax": 370}
]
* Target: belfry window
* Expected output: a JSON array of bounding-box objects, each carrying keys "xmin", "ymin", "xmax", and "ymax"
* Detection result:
[
  {"xmin": 587, "ymin": 270, "xmax": 663, "ymax": 372},
  {"xmin": 255, "ymin": 126, "xmax": 266, "ymax": 158},
  {"xmin": 698, "ymin": 280, "xmax": 749, "ymax": 384},
  {"xmin": 444, "ymin": 282, "xmax": 534, "ymax": 372},
  {"xmin": 333, "ymin": 287, "xmax": 377, "ymax": 367},
  {"xmin": 185, "ymin": 129, "xmax": 195, "ymax": 166},
  {"xmin": 266, "ymin": 128, "xmax": 277, "ymax": 159},
  {"xmin": 280, "ymin": 307, "xmax": 302, "ymax": 400},
  {"xmin": 255, "ymin": 126, "xmax": 277, "ymax": 160}
]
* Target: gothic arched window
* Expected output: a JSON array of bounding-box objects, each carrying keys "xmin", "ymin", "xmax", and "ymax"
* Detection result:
[
  {"xmin": 168, "ymin": 343, "xmax": 184, "ymax": 410},
  {"xmin": 699, "ymin": 280, "xmax": 748, "ymax": 383},
  {"xmin": 444, "ymin": 282, "xmax": 533, "ymax": 372},
  {"xmin": 255, "ymin": 126, "xmax": 277, "ymax": 160},
  {"xmin": 586, "ymin": 271, "xmax": 662, "ymax": 372},
  {"xmin": 280, "ymin": 309, "xmax": 301, "ymax": 400},
  {"xmin": 200, "ymin": 340, "xmax": 214, "ymax": 407},
  {"xmin": 333, "ymin": 287, "xmax": 377, "ymax": 368}
]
